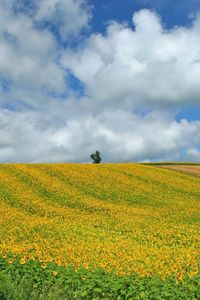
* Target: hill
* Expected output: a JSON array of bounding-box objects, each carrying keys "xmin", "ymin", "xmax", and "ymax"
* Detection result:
[{"xmin": 0, "ymin": 163, "xmax": 199, "ymax": 298}]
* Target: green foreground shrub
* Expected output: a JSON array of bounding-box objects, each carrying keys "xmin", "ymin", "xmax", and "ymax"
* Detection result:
[{"xmin": 0, "ymin": 258, "xmax": 199, "ymax": 300}]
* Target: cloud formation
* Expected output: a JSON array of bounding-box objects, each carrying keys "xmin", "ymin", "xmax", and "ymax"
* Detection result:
[
  {"xmin": 0, "ymin": 5, "xmax": 200, "ymax": 163},
  {"xmin": 0, "ymin": 0, "xmax": 68, "ymax": 111},
  {"xmin": 1, "ymin": 108, "xmax": 200, "ymax": 163},
  {"xmin": 63, "ymin": 9, "xmax": 200, "ymax": 110},
  {"xmin": 34, "ymin": 0, "xmax": 91, "ymax": 39}
]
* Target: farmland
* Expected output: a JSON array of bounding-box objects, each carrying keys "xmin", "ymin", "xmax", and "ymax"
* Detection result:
[
  {"xmin": 0, "ymin": 163, "xmax": 199, "ymax": 299},
  {"xmin": 157, "ymin": 164, "xmax": 200, "ymax": 178}
]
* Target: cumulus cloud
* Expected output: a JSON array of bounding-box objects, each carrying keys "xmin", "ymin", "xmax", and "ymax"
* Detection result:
[
  {"xmin": 1, "ymin": 108, "xmax": 200, "ymax": 163},
  {"xmin": 0, "ymin": 5, "xmax": 200, "ymax": 163},
  {"xmin": 186, "ymin": 147, "xmax": 200, "ymax": 161},
  {"xmin": 0, "ymin": 0, "xmax": 67, "ymax": 108},
  {"xmin": 34, "ymin": 0, "xmax": 91, "ymax": 39},
  {"xmin": 6, "ymin": 0, "xmax": 91, "ymax": 38},
  {"xmin": 0, "ymin": 0, "xmax": 92, "ymax": 108},
  {"xmin": 62, "ymin": 9, "xmax": 200, "ymax": 110}
]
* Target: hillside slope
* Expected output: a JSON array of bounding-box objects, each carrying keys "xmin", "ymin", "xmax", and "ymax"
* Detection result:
[{"xmin": 0, "ymin": 163, "xmax": 199, "ymax": 278}]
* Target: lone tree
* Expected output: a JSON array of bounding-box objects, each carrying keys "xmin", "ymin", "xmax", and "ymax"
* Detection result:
[{"xmin": 90, "ymin": 150, "xmax": 102, "ymax": 164}]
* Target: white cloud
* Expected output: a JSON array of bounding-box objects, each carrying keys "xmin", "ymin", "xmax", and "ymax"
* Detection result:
[
  {"xmin": 0, "ymin": 1, "xmax": 66, "ymax": 102},
  {"xmin": 34, "ymin": 0, "xmax": 91, "ymax": 39},
  {"xmin": 0, "ymin": 0, "xmax": 92, "ymax": 107},
  {"xmin": 62, "ymin": 9, "xmax": 200, "ymax": 110},
  {"xmin": 187, "ymin": 147, "xmax": 200, "ymax": 160},
  {"xmin": 0, "ymin": 5, "xmax": 200, "ymax": 163},
  {"xmin": 0, "ymin": 109, "xmax": 200, "ymax": 163}
]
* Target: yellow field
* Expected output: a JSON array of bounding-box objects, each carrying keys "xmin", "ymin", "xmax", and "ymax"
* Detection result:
[{"xmin": 0, "ymin": 163, "xmax": 199, "ymax": 281}]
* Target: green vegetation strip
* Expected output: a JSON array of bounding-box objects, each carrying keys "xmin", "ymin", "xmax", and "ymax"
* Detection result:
[{"xmin": 0, "ymin": 258, "xmax": 199, "ymax": 300}]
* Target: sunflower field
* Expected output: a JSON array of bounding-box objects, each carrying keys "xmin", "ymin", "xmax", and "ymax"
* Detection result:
[{"xmin": 0, "ymin": 163, "xmax": 199, "ymax": 299}]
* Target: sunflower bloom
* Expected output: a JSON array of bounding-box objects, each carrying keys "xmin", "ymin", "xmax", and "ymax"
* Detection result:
[
  {"xmin": 52, "ymin": 271, "xmax": 58, "ymax": 276},
  {"xmin": 2, "ymin": 253, "xmax": 7, "ymax": 259},
  {"xmin": 20, "ymin": 257, "xmax": 26, "ymax": 265},
  {"xmin": 41, "ymin": 262, "xmax": 47, "ymax": 269},
  {"xmin": 8, "ymin": 258, "xmax": 14, "ymax": 264}
]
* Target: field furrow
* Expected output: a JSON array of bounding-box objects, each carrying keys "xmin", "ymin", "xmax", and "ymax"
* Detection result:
[{"xmin": 0, "ymin": 163, "xmax": 199, "ymax": 298}]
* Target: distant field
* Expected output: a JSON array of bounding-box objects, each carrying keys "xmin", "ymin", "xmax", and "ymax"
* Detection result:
[
  {"xmin": 157, "ymin": 164, "xmax": 200, "ymax": 177},
  {"xmin": 0, "ymin": 163, "xmax": 199, "ymax": 299}
]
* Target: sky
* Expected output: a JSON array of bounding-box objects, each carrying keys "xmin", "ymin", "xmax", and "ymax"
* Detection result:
[{"xmin": 0, "ymin": 0, "xmax": 200, "ymax": 163}]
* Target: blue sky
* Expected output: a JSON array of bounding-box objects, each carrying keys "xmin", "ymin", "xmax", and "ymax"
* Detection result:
[
  {"xmin": 0, "ymin": 0, "xmax": 200, "ymax": 162},
  {"xmin": 91, "ymin": 0, "xmax": 200, "ymax": 32}
]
